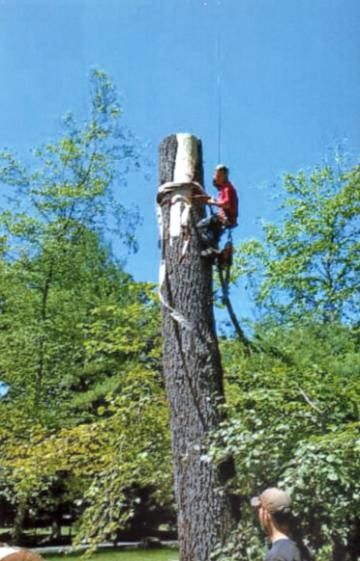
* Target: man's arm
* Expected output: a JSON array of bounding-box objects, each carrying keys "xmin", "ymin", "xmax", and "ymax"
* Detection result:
[
  {"xmin": 192, "ymin": 193, "xmax": 230, "ymax": 210},
  {"xmin": 208, "ymin": 198, "xmax": 231, "ymax": 210},
  {"xmin": 208, "ymin": 185, "xmax": 231, "ymax": 210}
]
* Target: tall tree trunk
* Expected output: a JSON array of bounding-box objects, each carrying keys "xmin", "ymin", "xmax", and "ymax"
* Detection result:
[
  {"xmin": 35, "ymin": 260, "xmax": 54, "ymax": 407},
  {"xmin": 13, "ymin": 499, "xmax": 27, "ymax": 545},
  {"xmin": 157, "ymin": 134, "xmax": 238, "ymax": 561}
]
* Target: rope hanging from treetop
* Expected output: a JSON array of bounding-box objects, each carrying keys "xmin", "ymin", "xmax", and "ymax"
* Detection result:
[
  {"xmin": 215, "ymin": 0, "xmax": 223, "ymax": 162},
  {"xmin": 216, "ymin": 23, "xmax": 222, "ymax": 162}
]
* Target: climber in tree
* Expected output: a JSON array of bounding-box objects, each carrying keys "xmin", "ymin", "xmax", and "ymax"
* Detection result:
[{"xmin": 197, "ymin": 164, "xmax": 238, "ymax": 256}]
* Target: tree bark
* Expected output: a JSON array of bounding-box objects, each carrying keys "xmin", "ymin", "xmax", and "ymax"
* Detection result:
[
  {"xmin": 13, "ymin": 499, "xmax": 27, "ymax": 545},
  {"xmin": 157, "ymin": 134, "xmax": 238, "ymax": 561},
  {"xmin": 35, "ymin": 259, "xmax": 54, "ymax": 406}
]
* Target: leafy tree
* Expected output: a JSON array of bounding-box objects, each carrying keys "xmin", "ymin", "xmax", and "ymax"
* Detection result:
[
  {"xmin": 0, "ymin": 358, "xmax": 171, "ymax": 548},
  {"xmin": 211, "ymin": 154, "xmax": 360, "ymax": 561},
  {"xmin": 0, "ymin": 69, "xmax": 172, "ymax": 544},
  {"xmin": 0, "ymin": 68, "xmax": 141, "ymax": 418},
  {"xmin": 211, "ymin": 324, "xmax": 360, "ymax": 561},
  {"xmin": 233, "ymin": 158, "xmax": 360, "ymax": 324}
]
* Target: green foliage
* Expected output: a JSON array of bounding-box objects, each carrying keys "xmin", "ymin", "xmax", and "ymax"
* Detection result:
[
  {"xmin": 43, "ymin": 549, "xmax": 179, "ymax": 561},
  {"xmin": 1, "ymin": 366, "xmax": 171, "ymax": 549},
  {"xmin": 211, "ymin": 323, "xmax": 360, "ymax": 561},
  {"xmin": 0, "ymin": 69, "xmax": 172, "ymax": 546},
  {"xmin": 0, "ymin": 237, "xmax": 169, "ymax": 543},
  {"xmin": 0, "ymin": 68, "xmax": 143, "ymax": 416},
  {"xmin": 233, "ymin": 158, "xmax": 360, "ymax": 323},
  {"xmin": 74, "ymin": 369, "xmax": 171, "ymax": 551},
  {"xmin": 0, "ymin": 69, "xmax": 141, "ymax": 254},
  {"xmin": 212, "ymin": 154, "xmax": 360, "ymax": 561}
]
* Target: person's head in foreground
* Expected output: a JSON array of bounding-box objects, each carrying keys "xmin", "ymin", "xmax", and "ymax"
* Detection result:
[
  {"xmin": 0, "ymin": 543, "xmax": 44, "ymax": 561},
  {"xmin": 251, "ymin": 487, "xmax": 292, "ymax": 537},
  {"xmin": 213, "ymin": 164, "xmax": 229, "ymax": 187},
  {"xmin": 251, "ymin": 487, "xmax": 312, "ymax": 561}
]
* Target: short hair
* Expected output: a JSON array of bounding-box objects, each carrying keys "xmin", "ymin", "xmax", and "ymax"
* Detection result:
[
  {"xmin": 271, "ymin": 512, "xmax": 312, "ymax": 561},
  {"xmin": 215, "ymin": 164, "xmax": 229, "ymax": 175},
  {"xmin": 271, "ymin": 509, "xmax": 293, "ymax": 527}
]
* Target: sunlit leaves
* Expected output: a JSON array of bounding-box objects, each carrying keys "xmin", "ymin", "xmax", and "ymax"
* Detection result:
[
  {"xmin": 211, "ymin": 321, "xmax": 360, "ymax": 561},
  {"xmin": 0, "ymin": 69, "xmax": 142, "ymax": 255},
  {"xmin": 233, "ymin": 155, "xmax": 360, "ymax": 323},
  {"xmin": 0, "ymin": 69, "xmax": 169, "ymax": 545}
]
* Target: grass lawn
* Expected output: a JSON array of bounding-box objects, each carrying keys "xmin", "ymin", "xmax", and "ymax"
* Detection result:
[{"xmin": 44, "ymin": 548, "xmax": 179, "ymax": 561}]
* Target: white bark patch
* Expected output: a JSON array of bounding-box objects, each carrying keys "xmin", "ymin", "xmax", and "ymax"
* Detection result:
[
  {"xmin": 181, "ymin": 203, "xmax": 191, "ymax": 227},
  {"xmin": 169, "ymin": 186, "xmax": 193, "ymax": 241},
  {"xmin": 174, "ymin": 133, "xmax": 198, "ymax": 183},
  {"xmin": 159, "ymin": 261, "xmax": 166, "ymax": 287},
  {"xmin": 170, "ymin": 196, "xmax": 182, "ymax": 240},
  {"xmin": 156, "ymin": 203, "xmax": 163, "ymax": 240}
]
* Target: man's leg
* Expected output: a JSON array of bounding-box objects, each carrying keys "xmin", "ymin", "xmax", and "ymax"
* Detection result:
[
  {"xmin": 197, "ymin": 215, "xmax": 224, "ymax": 256},
  {"xmin": 197, "ymin": 215, "xmax": 217, "ymax": 246}
]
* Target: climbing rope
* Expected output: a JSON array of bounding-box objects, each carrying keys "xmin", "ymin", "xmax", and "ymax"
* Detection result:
[
  {"xmin": 216, "ymin": 0, "xmax": 223, "ymax": 162},
  {"xmin": 216, "ymin": 34, "xmax": 222, "ymax": 163}
]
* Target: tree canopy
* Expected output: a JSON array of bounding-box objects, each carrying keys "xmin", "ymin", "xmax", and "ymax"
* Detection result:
[
  {"xmin": 233, "ymin": 158, "xmax": 359, "ymax": 324},
  {"xmin": 211, "ymin": 155, "xmax": 360, "ymax": 561},
  {"xmin": 0, "ymin": 70, "xmax": 172, "ymax": 546}
]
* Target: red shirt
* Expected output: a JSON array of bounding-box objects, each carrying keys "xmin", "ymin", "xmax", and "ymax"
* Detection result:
[{"xmin": 217, "ymin": 181, "xmax": 238, "ymax": 226}]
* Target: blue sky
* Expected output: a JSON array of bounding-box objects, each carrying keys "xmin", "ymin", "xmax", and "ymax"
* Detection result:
[{"xmin": 0, "ymin": 0, "xmax": 359, "ymax": 308}]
